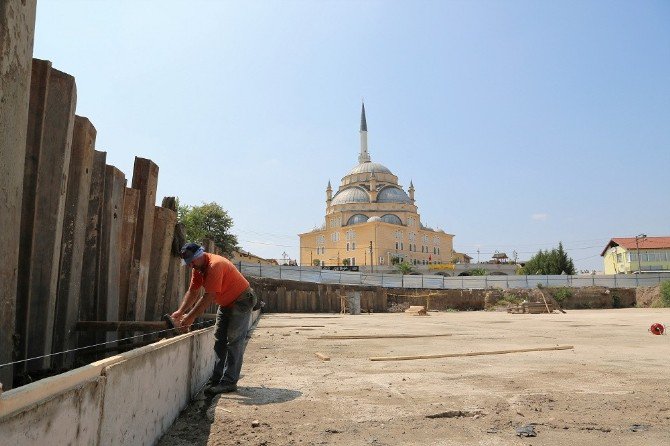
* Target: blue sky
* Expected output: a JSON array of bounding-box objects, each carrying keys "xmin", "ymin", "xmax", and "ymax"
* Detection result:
[{"xmin": 34, "ymin": 0, "xmax": 670, "ymax": 271}]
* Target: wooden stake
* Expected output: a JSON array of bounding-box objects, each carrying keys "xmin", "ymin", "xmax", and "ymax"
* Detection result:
[{"xmin": 369, "ymin": 345, "xmax": 574, "ymax": 361}]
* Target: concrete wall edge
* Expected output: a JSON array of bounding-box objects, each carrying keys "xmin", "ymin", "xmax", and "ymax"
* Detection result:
[{"xmin": 0, "ymin": 326, "xmax": 214, "ymax": 420}]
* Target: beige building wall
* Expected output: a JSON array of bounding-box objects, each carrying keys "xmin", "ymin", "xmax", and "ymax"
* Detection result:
[{"xmin": 300, "ymin": 221, "xmax": 453, "ymax": 267}]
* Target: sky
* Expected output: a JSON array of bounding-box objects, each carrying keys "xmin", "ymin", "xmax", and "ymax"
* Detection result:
[{"xmin": 33, "ymin": 0, "xmax": 670, "ymax": 271}]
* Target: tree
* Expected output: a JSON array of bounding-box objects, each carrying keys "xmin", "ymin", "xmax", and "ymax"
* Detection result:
[
  {"xmin": 178, "ymin": 201, "xmax": 238, "ymax": 257},
  {"xmin": 396, "ymin": 261, "xmax": 413, "ymax": 275},
  {"xmin": 519, "ymin": 242, "xmax": 575, "ymax": 275}
]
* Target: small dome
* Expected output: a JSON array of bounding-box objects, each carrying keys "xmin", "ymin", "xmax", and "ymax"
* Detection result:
[
  {"xmin": 331, "ymin": 187, "xmax": 370, "ymax": 205},
  {"xmin": 377, "ymin": 186, "xmax": 411, "ymax": 204},
  {"xmin": 346, "ymin": 214, "xmax": 369, "ymax": 225},
  {"xmin": 368, "ymin": 216, "xmax": 382, "ymax": 222},
  {"xmin": 380, "ymin": 214, "xmax": 402, "ymax": 225},
  {"xmin": 347, "ymin": 162, "xmax": 392, "ymax": 175}
]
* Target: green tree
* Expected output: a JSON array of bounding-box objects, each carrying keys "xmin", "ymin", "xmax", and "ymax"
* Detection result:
[
  {"xmin": 396, "ymin": 261, "xmax": 413, "ymax": 274},
  {"xmin": 468, "ymin": 268, "xmax": 487, "ymax": 276},
  {"xmin": 519, "ymin": 242, "xmax": 576, "ymax": 275},
  {"xmin": 178, "ymin": 201, "xmax": 238, "ymax": 256}
]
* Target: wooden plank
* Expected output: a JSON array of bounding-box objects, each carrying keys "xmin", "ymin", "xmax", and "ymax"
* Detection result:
[
  {"xmin": 118, "ymin": 188, "xmax": 139, "ymax": 320},
  {"xmin": 314, "ymin": 352, "xmax": 330, "ymax": 361},
  {"xmin": 369, "ymin": 345, "xmax": 575, "ymax": 362},
  {"xmin": 309, "ymin": 334, "xmax": 452, "ymax": 340},
  {"xmin": 21, "ymin": 64, "xmax": 77, "ymax": 371},
  {"xmin": 15, "ymin": 58, "xmax": 51, "ymax": 375},
  {"xmin": 0, "ymin": 0, "xmax": 37, "ymax": 390},
  {"xmin": 52, "ymin": 116, "xmax": 96, "ymax": 369},
  {"xmin": 129, "ymin": 157, "xmax": 158, "ymax": 321},
  {"xmin": 164, "ymin": 222, "xmax": 186, "ymax": 316},
  {"xmin": 78, "ymin": 150, "xmax": 107, "ymax": 350},
  {"xmin": 98, "ymin": 165, "xmax": 125, "ymax": 341},
  {"xmin": 145, "ymin": 206, "xmax": 177, "ymax": 320}
]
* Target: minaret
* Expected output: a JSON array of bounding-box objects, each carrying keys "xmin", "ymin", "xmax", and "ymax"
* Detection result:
[
  {"xmin": 358, "ymin": 102, "xmax": 370, "ymax": 164},
  {"xmin": 408, "ymin": 180, "xmax": 415, "ymax": 204},
  {"xmin": 326, "ymin": 180, "xmax": 332, "ymax": 207}
]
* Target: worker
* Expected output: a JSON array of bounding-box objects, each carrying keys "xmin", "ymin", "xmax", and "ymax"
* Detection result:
[{"xmin": 171, "ymin": 242, "xmax": 258, "ymax": 395}]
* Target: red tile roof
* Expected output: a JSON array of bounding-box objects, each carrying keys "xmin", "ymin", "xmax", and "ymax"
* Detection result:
[{"xmin": 600, "ymin": 236, "xmax": 670, "ymax": 256}]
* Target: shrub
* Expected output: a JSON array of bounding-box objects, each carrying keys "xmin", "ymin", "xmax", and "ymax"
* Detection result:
[
  {"xmin": 553, "ymin": 287, "xmax": 572, "ymax": 303},
  {"xmin": 661, "ymin": 281, "xmax": 670, "ymax": 308},
  {"xmin": 611, "ymin": 293, "xmax": 622, "ymax": 309}
]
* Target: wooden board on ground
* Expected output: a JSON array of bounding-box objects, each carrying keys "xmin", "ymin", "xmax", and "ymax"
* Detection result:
[
  {"xmin": 369, "ymin": 345, "xmax": 574, "ymax": 361},
  {"xmin": 309, "ymin": 333, "xmax": 452, "ymax": 340},
  {"xmin": 314, "ymin": 352, "xmax": 330, "ymax": 361}
]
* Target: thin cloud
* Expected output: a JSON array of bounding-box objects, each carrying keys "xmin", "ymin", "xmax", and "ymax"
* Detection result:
[{"xmin": 531, "ymin": 213, "xmax": 548, "ymax": 221}]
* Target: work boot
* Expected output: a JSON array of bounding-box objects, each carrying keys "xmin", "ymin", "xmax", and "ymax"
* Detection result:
[
  {"xmin": 204, "ymin": 382, "xmax": 237, "ymax": 396},
  {"xmin": 205, "ymin": 375, "xmax": 221, "ymax": 387}
]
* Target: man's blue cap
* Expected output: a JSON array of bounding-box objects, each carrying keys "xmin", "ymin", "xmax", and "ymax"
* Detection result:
[{"xmin": 180, "ymin": 243, "xmax": 205, "ymax": 266}]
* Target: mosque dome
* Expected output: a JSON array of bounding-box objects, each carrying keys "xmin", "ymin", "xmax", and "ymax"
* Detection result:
[
  {"xmin": 347, "ymin": 162, "xmax": 392, "ymax": 176},
  {"xmin": 346, "ymin": 214, "xmax": 369, "ymax": 225},
  {"xmin": 368, "ymin": 216, "xmax": 382, "ymax": 222},
  {"xmin": 380, "ymin": 214, "xmax": 403, "ymax": 225},
  {"xmin": 331, "ymin": 187, "xmax": 370, "ymax": 205},
  {"xmin": 377, "ymin": 186, "xmax": 411, "ymax": 204}
]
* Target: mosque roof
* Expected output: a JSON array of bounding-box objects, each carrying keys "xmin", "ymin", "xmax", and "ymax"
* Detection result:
[
  {"xmin": 347, "ymin": 162, "xmax": 393, "ymax": 175},
  {"xmin": 377, "ymin": 186, "xmax": 411, "ymax": 204},
  {"xmin": 331, "ymin": 187, "xmax": 370, "ymax": 205}
]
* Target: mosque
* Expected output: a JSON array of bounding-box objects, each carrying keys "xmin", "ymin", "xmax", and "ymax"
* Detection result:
[{"xmin": 299, "ymin": 104, "xmax": 455, "ymax": 269}]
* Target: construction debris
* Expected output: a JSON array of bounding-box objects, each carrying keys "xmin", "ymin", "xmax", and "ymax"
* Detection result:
[
  {"xmin": 314, "ymin": 352, "xmax": 331, "ymax": 361},
  {"xmin": 405, "ymin": 305, "xmax": 427, "ymax": 316}
]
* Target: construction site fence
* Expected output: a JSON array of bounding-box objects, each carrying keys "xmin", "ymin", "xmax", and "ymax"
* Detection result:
[{"xmin": 238, "ymin": 263, "xmax": 670, "ymax": 290}]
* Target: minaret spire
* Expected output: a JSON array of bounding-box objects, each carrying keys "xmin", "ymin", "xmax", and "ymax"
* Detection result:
[{"xmin": 358, "ymin": 101, "xmax": 370, "ymax": 164}]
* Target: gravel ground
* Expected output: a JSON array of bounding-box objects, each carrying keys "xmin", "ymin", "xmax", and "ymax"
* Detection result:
[{"xmin": 158, "ymin": 308, "xmax": 670, "ymax": 445}]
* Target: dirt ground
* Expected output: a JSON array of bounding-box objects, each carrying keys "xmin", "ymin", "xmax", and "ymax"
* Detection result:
[{"xmin": 158, "ymin": 309, "xmax": 670, "ymax": 445}]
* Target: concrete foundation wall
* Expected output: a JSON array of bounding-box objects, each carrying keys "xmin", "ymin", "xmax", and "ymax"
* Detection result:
[{"xmin": 0, "ymin": 327, "xmax": 215, "ymax": 446}]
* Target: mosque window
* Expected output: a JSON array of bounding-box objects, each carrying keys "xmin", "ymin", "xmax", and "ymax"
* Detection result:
[{"xmin": 331, "ymin": 232, "xmax": 340, "ymax": 242}]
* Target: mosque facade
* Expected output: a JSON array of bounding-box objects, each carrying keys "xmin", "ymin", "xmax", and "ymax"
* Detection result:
[{"xmin": 299, "ymin": 105, "xmax": 454, "ymax": 268}]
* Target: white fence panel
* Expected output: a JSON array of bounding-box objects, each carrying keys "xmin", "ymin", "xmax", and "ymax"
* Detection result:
[
  {"xmin": 238, "ymin": 263, "xmax": 670, "ymax": 290},
  {"xmin": 422, "ymin": 275, "xmax": 444, "ymax": 289}
]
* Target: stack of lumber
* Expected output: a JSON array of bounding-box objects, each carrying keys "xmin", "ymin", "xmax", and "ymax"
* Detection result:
[
  {"xmin": 405, "ymin": 305, "xmax": 427, "ymax": 316},
  {"xmin": 507, "ymin": 301, "xmax": 554, "ymax": 314}
]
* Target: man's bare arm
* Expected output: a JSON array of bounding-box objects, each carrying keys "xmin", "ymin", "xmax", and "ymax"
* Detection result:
[{"xmin": 181, "ymin": 292, "xmax": 216, "ymax": 329}]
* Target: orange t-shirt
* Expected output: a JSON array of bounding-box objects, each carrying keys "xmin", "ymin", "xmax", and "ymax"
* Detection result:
[{"xmin": 189, "ymin": 253, "xmax": 250, "ymax": 307}]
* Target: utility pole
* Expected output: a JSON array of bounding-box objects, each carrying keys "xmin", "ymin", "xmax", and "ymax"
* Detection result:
[
  {"xmin": 369, "ymin": 241, "xmax": 374, "ymax": 273},
  {"xmin": 635, "ymin": 234, "xmax": 647, "ymax": 274},
  {"xmin": 477, "ymin": 248, "xmax": 480, "ymax": 264}
]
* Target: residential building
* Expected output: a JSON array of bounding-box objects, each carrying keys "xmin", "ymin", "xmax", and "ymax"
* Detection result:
[{"xmin": 600, "ymin": 236, "xmax": 670, "ymax": 274}]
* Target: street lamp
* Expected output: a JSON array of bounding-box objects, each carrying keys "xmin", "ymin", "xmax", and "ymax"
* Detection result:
[{"xmin": 635, "ymin": 234, "xmax": 647, "ymax": 274}]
